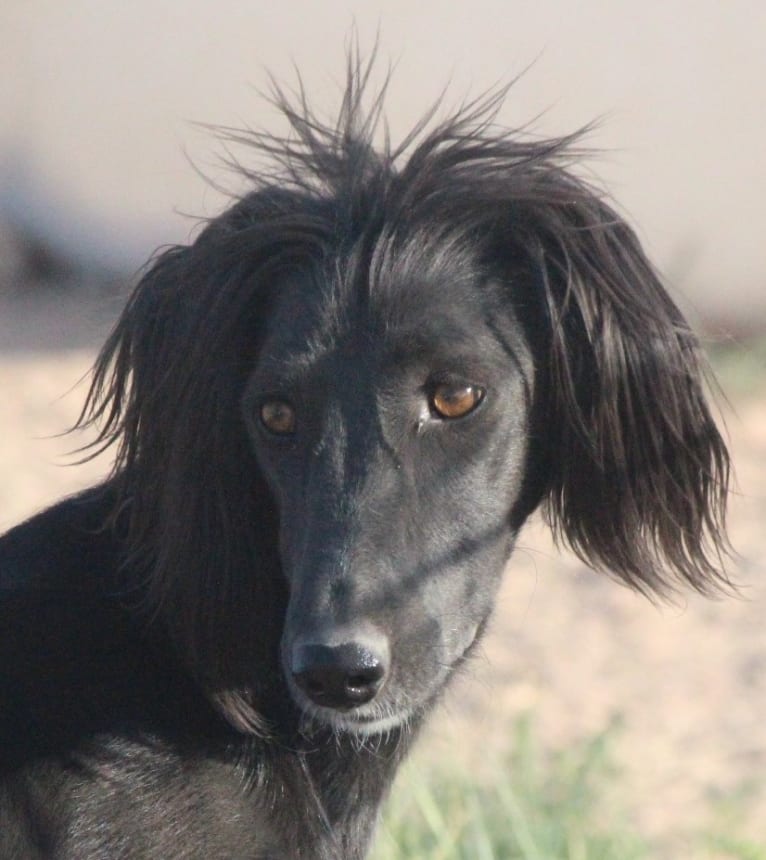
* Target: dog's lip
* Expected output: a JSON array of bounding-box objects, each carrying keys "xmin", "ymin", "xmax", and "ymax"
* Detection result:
[
  {"xmin": 285, "ymin": 675, "xmax": 411, "ymax": 735},
  {"xmin": 309, "ymin": 706, "xmax": 412, "ymax": 737},
  {"xmin": 287, "ymin": 678, "xmax": 388, "ymax": 722},
  {"xmin": 456, "ymin": 622, "xmax": 481, "ymax": 661},
  {"xmin": 343, "ymin": 710, "xmax": 384, "ymax": 723}
]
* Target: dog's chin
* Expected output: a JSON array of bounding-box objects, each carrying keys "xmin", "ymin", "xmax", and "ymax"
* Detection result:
[
  {"xmin": 311, "ymin": 707, "xmax": 412, "ymax": 737},
  {"xmin": 287, "ymin": 686, "xmax": 414, "ymax": 738},
  {"xmin": 299, "ymin": 700, "xmax": 413, "ymax": 738}
]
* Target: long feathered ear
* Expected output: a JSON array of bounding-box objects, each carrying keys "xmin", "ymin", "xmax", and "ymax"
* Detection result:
[
  {"xmin": 516, "ymin": 192, "xmax": 732, "ymax": 597},
  {"xmin": 76, "ymin": 209, "xmax": 306, "ymax": 733},
  {"xmin": 380, "ymin": 83, "xmax": 731, "ymax": 598}
]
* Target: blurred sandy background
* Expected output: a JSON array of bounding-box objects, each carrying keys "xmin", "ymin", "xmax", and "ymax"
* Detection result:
[{"xmin": 1, "ymin": 1, "xmax": 765, "ymax": 852}]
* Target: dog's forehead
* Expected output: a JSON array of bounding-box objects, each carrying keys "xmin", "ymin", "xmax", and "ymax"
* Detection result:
[{"xmin": 256, "ymin": 265, "xmax": 513, "ymax": 382}]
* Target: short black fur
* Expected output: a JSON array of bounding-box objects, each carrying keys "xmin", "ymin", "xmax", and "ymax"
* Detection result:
[{"xmin": 1, "ymin": 55, "xmax": 730, "ymax": 858}]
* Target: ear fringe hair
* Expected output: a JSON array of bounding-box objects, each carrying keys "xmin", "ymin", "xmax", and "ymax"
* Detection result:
[{"xmin": 533, "ymin": 215, "xmax": 733, "ymax": 597}]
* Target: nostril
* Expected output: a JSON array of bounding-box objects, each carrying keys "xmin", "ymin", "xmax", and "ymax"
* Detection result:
[
  {"xmin": 343, "ymin": 662, "xmax": 385, "ymax": 701},
  {"xmin": 291, "ymin": 642, "xmax": 387, "ymax": 711},
  {"xmin": 347, "ymin": 670, "xmax": 380, "ymax": 690}
]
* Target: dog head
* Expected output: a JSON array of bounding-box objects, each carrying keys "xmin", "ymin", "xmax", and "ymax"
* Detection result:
[
  {"xmin": 241, "ymin": 238, "xmax": 536, "ymax": 733},
  {"xmin": 82, "ymin": 63, "xmax": 730, "ymax": 736}
]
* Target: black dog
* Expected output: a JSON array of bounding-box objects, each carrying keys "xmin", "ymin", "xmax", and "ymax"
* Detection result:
[{"xmin": 0, "ymin": 62, "xmax": 730, "ymax": 858}]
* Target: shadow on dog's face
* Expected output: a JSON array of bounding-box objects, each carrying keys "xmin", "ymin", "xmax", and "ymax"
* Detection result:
[{"xmin": 243, "ymin": 250, "xmax": 534, "ymax": 735}]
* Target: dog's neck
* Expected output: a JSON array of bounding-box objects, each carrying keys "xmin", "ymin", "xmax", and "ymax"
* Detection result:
[{"xmin": 233, "ymin": 721, "xmax": 419, "ymax": 859}]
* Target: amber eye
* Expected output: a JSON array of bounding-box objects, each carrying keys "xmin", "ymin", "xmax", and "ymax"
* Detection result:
[
  {"xmin": 260, "ymin": 400, "xmax": 296, "ymax": 435},
  {"xmin": 430, "ymin": 383, "xmax": 484, "ymax": 419}
]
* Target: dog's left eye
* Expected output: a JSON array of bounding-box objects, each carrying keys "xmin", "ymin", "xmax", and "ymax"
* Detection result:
[
  {"xmin": 430, "ymin": 383, "xmax": 485, "ymax": 419},
  {"xmin": 260, "ymin": 399, "xmax": 296, "ymax": 435}
]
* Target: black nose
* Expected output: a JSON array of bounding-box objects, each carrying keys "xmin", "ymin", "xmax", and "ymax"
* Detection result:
[{"xmin": 291, "ymin": 642, "xmax": 387, "ymax": 711}]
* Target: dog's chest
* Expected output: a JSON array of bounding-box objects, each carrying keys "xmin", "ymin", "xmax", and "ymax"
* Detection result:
[{"xmin": 2, "ymin": 735, "xmax": 386, "ymax": 860}]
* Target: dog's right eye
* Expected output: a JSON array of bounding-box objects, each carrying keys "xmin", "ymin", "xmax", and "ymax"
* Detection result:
[
  {"xmin": 430, "ymin": 383, "xmax": 485, "ymax": 420},
  {"xmin": 260, "ymin": 400, "xmax": 296, "ymax": 435}
]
